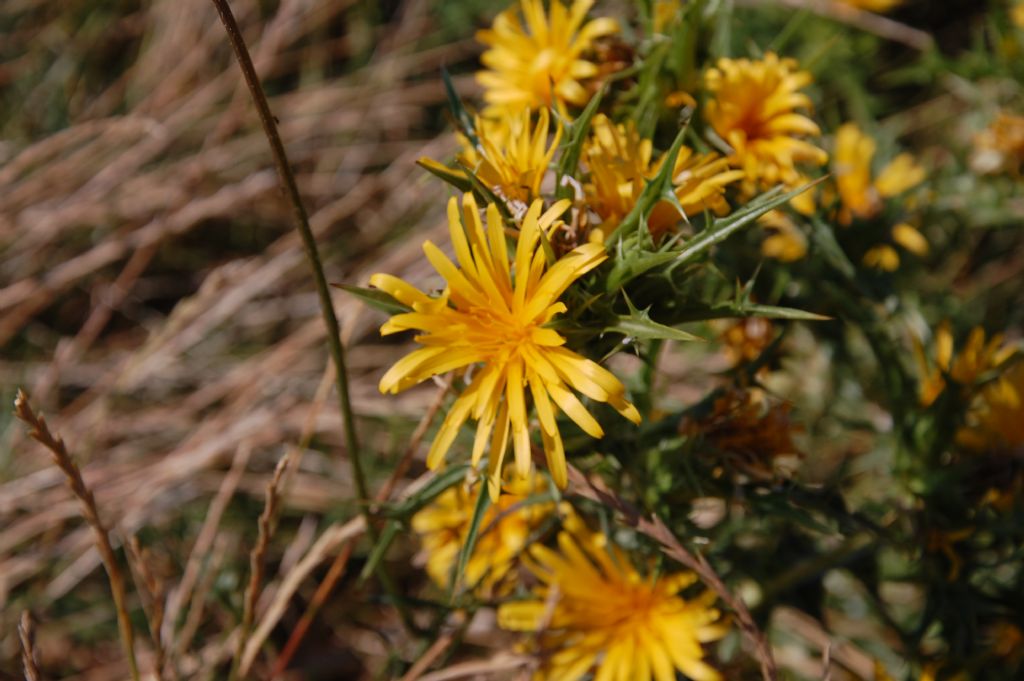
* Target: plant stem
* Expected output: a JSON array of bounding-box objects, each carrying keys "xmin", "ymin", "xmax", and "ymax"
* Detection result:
[
  {"xmin": 208, "ymin": 0, "xmax": 367, "ymax": 508},
  {"xmin": 208, "ymin": 0, "xmax": 418, "ymax": 663}
]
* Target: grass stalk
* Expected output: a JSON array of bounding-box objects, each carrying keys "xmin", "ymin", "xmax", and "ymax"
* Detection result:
[
  {"xmin": 14, "ymin": 391, "xmax": 141, "ymax": 681},
  {"xmin": 19, "ymin": 611, "xmax": 42, "ymax": 681},
  {"xmin": 207, "ymin": 0, "xmax": 368, "ymax": 511},
  {"xmin": 207, "ymin": 0, "xmax": 418, "ymax": 670}
]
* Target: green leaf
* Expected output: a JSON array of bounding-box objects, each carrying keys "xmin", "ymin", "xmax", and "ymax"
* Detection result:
[
  {"xmin": 605, "ymin": 315, "xmax": 704, "ymax": 342},
  {"xmin": 606, "ymin": 179, "xmax": 823, "ymax": 291},
  {"xmin": 360, "ymin": 519, "xmax": 401, "ymax": 583},
  {"xmin": 605, "ymin": 291, "xmax": 703, "ymax": 341},
  {"xmin": 333, "ymin": 284, "xmax": 410, "ymax": 315},
  {"xmin": 606, "ymin": 119, "xmax": 692, "ymax": 245},
  {"xmin": 383, "ymin": 464, "xmax": 470, "ymax": 519},
  {"xmin": 416, "ymin": 157, "xmax": 473, "ymax": 193},
  {"xmin": 555, "ymin": 88, "xmax": 604, "ymax": 202},
  {"xmin": 442, "ymin": 66, "xmax": 476, "ymax": 146},
  {"xmin": 450, "ymin": 480, "xmax": 491, "ymax": 599}
]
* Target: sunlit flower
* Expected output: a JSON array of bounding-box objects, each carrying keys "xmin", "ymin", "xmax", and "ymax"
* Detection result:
[
  {"xmin": 913, "ymin": 323, "xmax": 1014, "ymax": 407},
  {"xmin": 759, "ymin": 210, "xmax": 807, "ymax": 262},
  {"xmin": 498, "ymin": 523, "xmax": 727, "ymax": 681},
  {"xmin": 681, "ymin": 388, "xmax": 801, "ymax": 482},
  {"xmin": 476, "ymin": 0, "xmax": 619, "ymax": 116},
  {"xmin": 704, "ymin": 53, "xmax": 827, "ymax": 197},
  {"xmin": 371, "ymin": 194, "xmax": 640, "ymax": 498},
  {"xmin": 838, "ymin": 0, "xmax": 903, "ymax": 12},
  {"xmin": 958, "ymin": 361, "xmax": 1024, "ymax": 453},
  {"xmin": 833, "ymin": 123, "xmax": 925, "ymax": 225},
  {"xmin": 412, "ymin": 475, "xmax": 554, "ymax": 596},
  {"xmin": 971, "ymin": 111, "xmax": 1024, "ymax": 176},
  {"xmin": 421, "ymin": 108, "xmax": 561, "ymax": 206},
  {"xmin": 583, "ymin": 114, "xmax": 744, "ymax": 238}
]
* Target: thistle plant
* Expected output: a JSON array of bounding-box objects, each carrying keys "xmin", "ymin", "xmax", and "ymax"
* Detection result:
[{"xmin": 5, "ymin": 1, "xmax": 1024, "ymax": 680}]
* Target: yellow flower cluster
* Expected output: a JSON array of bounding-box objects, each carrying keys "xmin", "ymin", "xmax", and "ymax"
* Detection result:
[
  {"xmin": 411, "ymin": 475, "xmax": 554, "ymax": 596},
  {"xmin": 704, "ymin": 52, "xmax": 828, "ymax": 202},
  {"xmin": 498, "ymin": 522, "xmax": 727, "ymax": 681},
  {"xmin": 583, "ymin": 114, "xmax": 744, "ymax": 238},
  {"xmin": 372, "ymin": 194, "xmax": 639, "ymax": 499},
  {"xmin": 476, "ymin": 0, "xmax": 618, "ymax": 116}
]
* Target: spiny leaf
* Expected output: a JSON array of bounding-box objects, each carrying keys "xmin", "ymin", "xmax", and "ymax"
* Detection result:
[
  {"xmin": 556, "ymin": 87, "xmax": 604, "ymax": 202},
  {"xmin": 333, "ymin": 284, "xmax": 410, "ymax": 315},
  {"xmin": 606, "ymin": 118, "xmax": 692, "ymax": 245},
  {"xmin": 605, "ymin": 314, "xmax": 704, "ymax": 342},
  {"xmin": 605, "ymin": 291, "xmax": 704, "ymax": 341},
  {"xmin": 606, "ymin": 179, "xmax": 823, "ymax": 291}
]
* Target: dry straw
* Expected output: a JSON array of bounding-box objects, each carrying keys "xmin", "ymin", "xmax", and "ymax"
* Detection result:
[{"xmin": 14, "ymin": 390, "xmax": 141, "ymax": 681}]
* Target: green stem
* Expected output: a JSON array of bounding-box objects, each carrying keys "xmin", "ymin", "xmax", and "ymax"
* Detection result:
[{"xmin": 209, "ymin": 0, "xmax": 416, "ymax": 663}]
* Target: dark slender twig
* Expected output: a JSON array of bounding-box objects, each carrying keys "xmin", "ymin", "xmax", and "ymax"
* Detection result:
[
  {"xmin": 19, "ymin": 611, "xmax": 42, "ymax": 681},
  {"xmin": 207, "ymin": 0, "xmax": 367, "ymax": 517},
  {"xmin": 14, "ymin": 390, "xmax": 140, "ymax": 681},
  {"xmin": 567, "ymin": 464, "xmax": 779, "ymax": 681},
  {"xmin": 208, "ymin": 0, "xmax": 421, "ymax": 670}
]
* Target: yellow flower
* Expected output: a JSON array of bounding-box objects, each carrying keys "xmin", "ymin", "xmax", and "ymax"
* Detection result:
[
  {"xmin": 421, "ymin": 108, "xmax": 562, "ymax": 206},
  {"xmin": 1014, "ymin": 3, "xmax": 1024, "ymax": 29},
  {"xmin": 759, "ymin": 210, "xmax": 807, "ymax": 262},
  {"xmin": 498, "ymin": 524, "xmax": 727, "ymax": 681},
  {"xmin": 833, "ymin": 123, "xmax": 925, "ymax": 224},
  {"xmin": 958, "ymin": 361, "xmax": 1024, "ymax": 453},
  {"xmin": 583, "ymin": 114, "xmax": 744, "ymax": 238},
  {"xmin": 913, "ymin": 323, "xmax": 1014, "ymax": 407},
  {"xmin": 412, "ymin": 475, "xmax": 554, "ymax": 596},
  {"xmin": 838, "ymin": 0, "xmax": 903, "ymax": 12},
  {"xmin": 371, "ymin": 194, "xmax": 640, "ymax": 498},
  {"xmin": 971, "ymin": 111, "xmax": 1024, "ymax": 176},
  {"xmin": 704, "ymin": 53, "xmax": 828, "ymax": 195},
  {"xmin": 476, "ymin": 0, "xmax": 619, "ymax": 116}
]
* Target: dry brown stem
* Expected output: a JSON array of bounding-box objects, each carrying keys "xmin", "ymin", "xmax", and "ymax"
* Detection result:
[
  {"xmin": 19, "ymin": 610, "xmax": 42, "ymax": 681},
  {"xmin": 126, "ymin": 535, "xmax": 169, "ymax": 681},
  {"xmin": 13, "ymin": 390, "xmax": 141, "ymax": 681}
]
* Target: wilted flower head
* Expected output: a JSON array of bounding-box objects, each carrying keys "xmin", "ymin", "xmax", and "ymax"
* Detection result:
[
  {"xmin": 412, "ymin": 475, "xmax": 554, "ymax": 596},
  {"xmin": 476, "ymin": 0, "xmax": 618, "ymax": 116},
  {"xmin": 421, "ymin": 108, "xmax": 561, "ymax": 206},
  {"xmin": 704, "ymin": 52, "xmax": 827, "ymax": 195},
  {"xmin": 682, "ymin": 387, "xmax": 802, "ymax": 482},
  {"xmin": 583, "ymin": 114, "xmax": 743, "ymax": 238},
  {"xmin": 498, "ymin": 521, "xmax": 727, "ymax": 681},
  {"xmin": 371, "ymin": 194, "xmax": 639, "ymax": 498}
]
